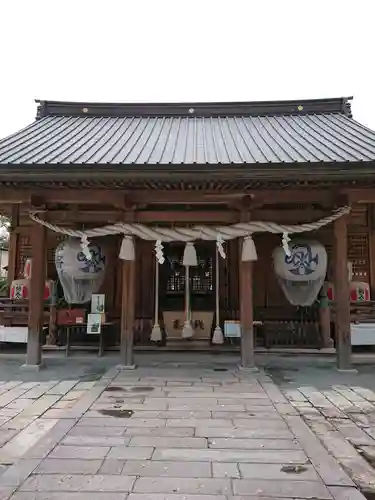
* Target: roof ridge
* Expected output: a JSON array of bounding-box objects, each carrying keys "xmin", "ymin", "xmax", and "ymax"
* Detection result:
[{"xmin": 35, "ymin": 97, "xmax": 353, "ymax": 120}]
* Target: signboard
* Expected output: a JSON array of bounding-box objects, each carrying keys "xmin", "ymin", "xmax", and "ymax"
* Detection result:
[
  {"xmin": 91, "ymin": 294, "xmax": 105, "ymax": 314},
  {"xmin": 163, "ymin": 311, "xmax": 214, "ymax": 340},
  {"xmin": 224, "ymin": 320, "xmax": 241, "ymax": 338},
  {"xmin": 0, "ymin": 326, "xmax": 28, "ymax": 343},
  {"xmin": 87, "ymin": 313, "xmax": 102, "ymax": 334}
]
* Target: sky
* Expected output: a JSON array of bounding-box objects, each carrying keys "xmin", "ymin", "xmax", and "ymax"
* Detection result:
[{"xmin": 0, "ymin": 0, "xmax": 374, "ymax": 139}]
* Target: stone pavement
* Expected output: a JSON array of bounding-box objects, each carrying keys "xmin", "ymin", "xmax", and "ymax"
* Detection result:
[
  {"xmin": 263, "ymin": 356, "xmax": 375, "ymax": 496},
  {"xmin": 0, "ymin": 353, "xmax": 366, "ymax": 500}
]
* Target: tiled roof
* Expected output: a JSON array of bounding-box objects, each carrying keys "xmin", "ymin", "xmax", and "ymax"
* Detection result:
[{"xmin": 1, "ymin": 98, "xmax": 375, "ymax": 165}]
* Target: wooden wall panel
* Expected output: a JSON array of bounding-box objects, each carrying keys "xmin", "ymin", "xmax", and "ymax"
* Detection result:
[{"xmin": 135, "ymin": 239, "xmax": 155, "ymax": 319}]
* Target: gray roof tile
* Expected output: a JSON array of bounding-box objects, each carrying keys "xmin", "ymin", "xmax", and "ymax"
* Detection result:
[{"xmin": 1, "ymin": 108, "xmax": 375, "ymax": 165}]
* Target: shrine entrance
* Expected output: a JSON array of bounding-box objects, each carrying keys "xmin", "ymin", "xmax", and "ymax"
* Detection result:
[{"xmin": 159, "ymin": 242, "xmax": 216, "ymax": 344}]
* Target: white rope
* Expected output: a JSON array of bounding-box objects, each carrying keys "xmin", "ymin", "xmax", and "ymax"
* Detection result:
[{"xmin": 29, "ymin": 206, "xmax": 351, "ymax": 243}]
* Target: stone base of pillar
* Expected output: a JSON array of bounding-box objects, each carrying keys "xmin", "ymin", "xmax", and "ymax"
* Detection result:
[
  {"xmin": 20, "ymin": 363, "xmax": 44, "ymax": 372},
  {"xmin": 336, "ymin": 368, "xmax": 358, "ymax": 374},
  {"xmin": 238, "ymin": 365, "xmax": 259, "ymax": 372},
  {"xmin": 116, "ymin": 364, "xmax": 136, "ymax": 370}
]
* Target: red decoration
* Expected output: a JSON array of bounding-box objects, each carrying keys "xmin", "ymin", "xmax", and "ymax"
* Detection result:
[
  {"xmin": 23, "ymin": 259, "xmax": 32, "ymax": 279},
  {"xmin": 350, "ymin": 281, "xmax": 370, "ymax": 302},
  {"xmin": 10, "ymin": 279, "xmax": 54, "ymax": 301},
  {"xmin": 325, "ymin": 281, "xmax": 370, "ymax": 302},
  {"xmin": 10, "ymin": 279, "xmax": 29, "ymax": 299}
]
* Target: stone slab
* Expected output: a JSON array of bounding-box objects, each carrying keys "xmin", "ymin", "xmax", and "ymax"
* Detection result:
[
  {"xmin": 68, "ymin": 426, "xmax": 126, "ymax": 437},
  {"xmin": 328, "ymin": 486, "xmax": 367, "ymax": 500},
  {"xmin": 238, "ymin": 463, "xmax": 320, "ymax": 481},
  {"xmin": 129, "ymin": 436, "xmax": 207, "ymax": 448},
  {"xmin": 285, "ymin": 415, "xmax": 354, "ymax": 487},
  {"xmin": 194, "ymin": 427, "xmax": 294, "ymax": 439},
  {"xmin": 49, "ymin": 445, "xmax": 110, "ymax": 460},
  {"xmin": 207, "ymin": 437, "xmax": 300, "ymax": 450},
  {"xmin": 128, "ymin": 495, "xmax": 226, "ymax": 500},
  {"xmin": 130, "ymin": 410, "xmax": 212, "ymax": 419},
  {"xmin": 339, "ymin": 457, "xmax": 375, "ymax": 493},
  {"xmin": 108, "ymin": 446, "xmax": 154, "ymax": 460},
  {"xmin": 125, "ymin": 427, "xmax": 195, "ymax": 437},
  {"xmin": 232, "ymin": 478, "xmax": 332, "ymax": 498},
  {"xmin": 99, "ymin": 458, "xmax": 125, "ymax": 474},
  {"xmin": 166, "ymin": 418, "xmax": 231, "ymax": 427},
  {"xmin": 62, "ymin": 435, "xmax": 130, "ymax": 447},
  {"xmin": 20, "ymin": 474, "xmax": 136, "ymax": 492},
  {"xmin": 122, "ymin": 460, "xmax": 211, "ymax": 477},
  {"xmin": 232, "ymin": 418, "xmax": 288, "ymax": 429},
  {"xmin": 132, "ymin": 477, "xmax": 231, "ymax": 495},
  {"xmin": 0, "ymin": 458, "xmax": 40, "ymax": 490},
  {"xmin": 36, "ymin": 458, "xmax": 102, "ymax": 474},
  {"xmin": 0, "ymin": 419, "xmax": 58, "ymax": 460},
  {"xmin": 212, "ymin": 462, "xmax": 240, "ymax": 478},
  {"xmin": 23, "ymin": 418, "xmax": 77, "ymax": 460},
  {"xmin": 11, "ymin": 493, "xmax": 128, "ymax": 500},
  {"xmin": 77, "ymin": 418, "xmax": 167, "ymax": 427},
  {"xmin": 152, "ymin": 448, "xmax": 307, "ymax": 463}
]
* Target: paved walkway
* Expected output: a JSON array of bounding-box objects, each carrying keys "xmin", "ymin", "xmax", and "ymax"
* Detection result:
[{"xmin": 0, "ymin": 355, "xmax": 366, "ymax": 500}]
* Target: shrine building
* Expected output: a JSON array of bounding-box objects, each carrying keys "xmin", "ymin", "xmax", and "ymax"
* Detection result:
[{"xmin": 0, "ymin": 97, "xmax": 375, "ymax": 370}]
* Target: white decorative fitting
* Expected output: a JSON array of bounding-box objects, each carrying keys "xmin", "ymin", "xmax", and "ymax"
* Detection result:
[
  {"xmin": 155, "ymin": 240, "xmax": 165, "ymax": 264},
  {"xmin": 182, "ymin": 242, "xmax": 198, "ymax": 267},
  {"xmin": 216, "ymin": 233, "xmax": 226, "ymax": 259},
  {"xmin": 119, "ymin": 235, "xmax": 135, "ymax": 261},
  {"xmin": 241, "ymin": 235, "xmax": 258, "ymax": 261},
  {"xmin": 282, "ymin": 232, "xmax": 291, "ymax": 257}
]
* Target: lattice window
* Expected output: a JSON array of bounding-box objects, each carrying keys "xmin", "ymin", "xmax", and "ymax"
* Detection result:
[
  {"xmin": 348, "ymin": 233, "xmax": 369, "ymax": 279},
  {"xmin": 166, "ymin": 255, "xmax": 185, "ymax": 292},
  {"xmin": 166, "ymin": 254, "xmax": 213, "ymax": 294},
  {"xmin": 192, "ymin": 256, "xmax": 213, "ymax": 293}
]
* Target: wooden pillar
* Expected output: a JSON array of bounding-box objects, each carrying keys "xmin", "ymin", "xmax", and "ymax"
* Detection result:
[
  {"xmin": 319, "ymin": 288, "xmax": 333, "ymax": 348},
  {"xmin": 368, "ymin": 205, "xmax": 375, "ymax": 295},
  {"xmin": 334, "ymin": 215, "xmax": 352, "ymax": 370},
  {"xmin": 23, "ymin": 223, "xmax": 46, "ymax": 369},
  {"xmin": 119, "ymin": 243, "xmax": 136, "ymax": 368},
  {"xmin": 7, "ymin": 205, "xmax": 19, "ymax": 284},
  {"xmin": 239, "ymin": 243, "xmax": 255, "ymax": 369}
]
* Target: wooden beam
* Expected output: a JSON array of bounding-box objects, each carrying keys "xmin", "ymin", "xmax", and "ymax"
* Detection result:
[
  {"xmin": 17, "ymin": 208, "xmax": 329, "ymax": 226},
  {"xmin": 24, "ymin": 223, "xmax": 46, "ymax": 368},
  {"xmin": 344, "ymin": 188, "xmax": 375, "ymax": 204},
  {"xmin": 334, "ymin": 215, "xmax": 352, "ymax": 370},
  {"xmin": 24, "ymin": 210, "xmax": 240, "ymax": 225},
  {"xmin": 0, "ymin": 187, "xmax": 334, "ymax": 205}
]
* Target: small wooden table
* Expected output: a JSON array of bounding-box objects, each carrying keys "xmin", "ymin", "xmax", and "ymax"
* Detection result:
[{"xmin": 65, "ymin": 323, "xmax": 113, "ymax": 357}]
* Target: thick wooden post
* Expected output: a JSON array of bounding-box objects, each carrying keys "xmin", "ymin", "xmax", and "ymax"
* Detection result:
[
  {"xmin": 334, "ymin": 215, "xmax": 352, "ymax": 370},
  {"xmin": 7, "ymin": 205, "xmax": 19, "ymax": 285},
  {"xmin": 239, "ymin": 246, "xmax": 255, "ymax": 370},
  {"xmin": 23, "ymin": 223, "xmax": 46, "ymax": 369},
  {"xmin": 319, "ymin": 285, "xmax": 333, "ymax": 348},
  {"xmin": 119, "ymin": 248, "xmax": 136, "ymax": 369}
]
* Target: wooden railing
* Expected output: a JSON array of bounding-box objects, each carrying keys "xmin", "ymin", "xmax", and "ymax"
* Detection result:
[
  {"xmin": 0, "ymin": 299, "xmax": 51, "ymax": 326},
  {"xmin": 329, "ymin": 301, "xmax": 375, "ymax": 323}
]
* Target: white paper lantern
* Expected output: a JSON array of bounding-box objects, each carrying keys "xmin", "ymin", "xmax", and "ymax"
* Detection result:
[
  {"xmin": 55, "ymin": 239, "xmax": 106, "ymax": 304},
  {"xmin": 273, "ymin": 239, "xmax": 327, "ymax": 306}
]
